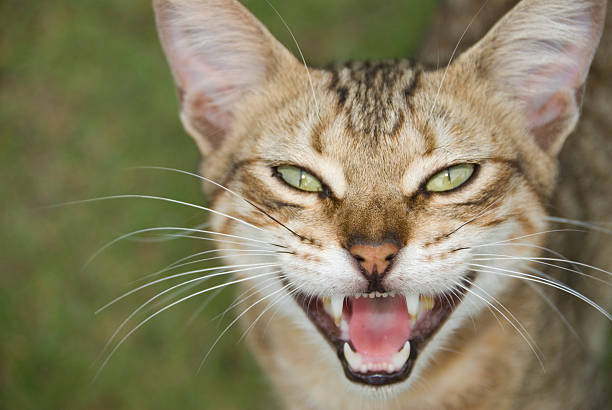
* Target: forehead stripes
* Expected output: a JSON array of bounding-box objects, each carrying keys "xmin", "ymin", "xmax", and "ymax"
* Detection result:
[{"xmin": 325, "ymin": 60, "xmax": 422, "ymax": 142}]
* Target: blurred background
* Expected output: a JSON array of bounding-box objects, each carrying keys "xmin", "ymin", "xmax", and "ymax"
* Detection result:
[{"xmin": 1, "ymin": 0, "xmax": 438, "ymax": 408}]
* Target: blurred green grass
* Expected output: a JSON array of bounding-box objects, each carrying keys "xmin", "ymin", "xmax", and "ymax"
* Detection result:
[{"xmin": 0, "ymin": 0, "xmax": 437, "ymax": 408}]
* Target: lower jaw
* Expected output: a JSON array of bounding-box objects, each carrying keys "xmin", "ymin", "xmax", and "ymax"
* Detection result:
[
  {"xmin": 336, "ymin": 344, "xmax": 416, "ymax": 386},
  {"xmin": 288, "ymin": 273, "xmax": 476, "ymax": 387}
]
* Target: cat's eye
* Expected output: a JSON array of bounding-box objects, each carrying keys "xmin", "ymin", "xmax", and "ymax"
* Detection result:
[
  {"xmin": 276, "ymin": 165, "xmax": 323, "ymax": 192},
  {"xmin": 425, "ymin": 163, "xmax": 476, "ymax": 192}
]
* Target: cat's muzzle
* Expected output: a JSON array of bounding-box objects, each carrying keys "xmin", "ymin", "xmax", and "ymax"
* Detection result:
[{"xmin": 287, "ymin": 273, "xmax": 475, "ymax": 386}]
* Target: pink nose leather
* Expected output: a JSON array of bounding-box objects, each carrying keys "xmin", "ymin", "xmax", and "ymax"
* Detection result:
[{"xmin": 349, "ymin": 242, "xmax": 399, "ymax": 275}]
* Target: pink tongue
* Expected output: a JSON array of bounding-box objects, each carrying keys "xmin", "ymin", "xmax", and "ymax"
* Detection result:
[{"xmin": 348, "ymin": 296, "xmax": 411, "ymax": 359}]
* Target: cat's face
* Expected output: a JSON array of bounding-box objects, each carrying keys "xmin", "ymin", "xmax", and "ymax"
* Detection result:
[
  {"xmin": 202, "ymin": 59, "xmax": 552, "ymax": 387},
  {"xmin": 154, "ymin": 0, "xmax": 605, "ymax": 392}
]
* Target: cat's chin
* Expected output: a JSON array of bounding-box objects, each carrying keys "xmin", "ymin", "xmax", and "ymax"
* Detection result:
[{"xmin": 286, "ymin": 273, "xmax": 475, "ymax": 387}]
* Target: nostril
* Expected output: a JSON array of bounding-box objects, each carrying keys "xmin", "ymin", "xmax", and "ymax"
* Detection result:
[
  {"xmin": 352, "ymin": 254, "xmax": 365, "ymax": 262},
  {"xmin": 348, "ymin": 241, "xmax": 400, "ymax": 276}
]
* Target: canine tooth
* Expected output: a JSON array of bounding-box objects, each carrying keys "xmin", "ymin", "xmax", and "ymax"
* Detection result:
[
  {"xmin": 343, "ymin": 342, "xmax": 362, "ymax": 370},
  {"xmin": 405, "ymin": 294, "xmax": 419, "ymax": 323},
  {"xmin": 391, "ymin": 341, "xmax": 411, "ymax": 369},
  {"xmin": 420, "ymin": 294, "xmax": 435, "ymax": 311},
  {"xmin": 331, "ymin": 296, "xmax": 344, "ymax": 326},
  {"xmin": 354, "ymin": 293, "xmax": 361, "ymax": 299}
]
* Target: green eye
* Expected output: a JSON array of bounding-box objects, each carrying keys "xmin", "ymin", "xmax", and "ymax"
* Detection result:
[
  {"xmin": 276, "ymin": 165, "xmax": 323, "ymax": 192},
  {"xmin": 426, "ymin": 163, "xmax": 476, "ymax": 192}
]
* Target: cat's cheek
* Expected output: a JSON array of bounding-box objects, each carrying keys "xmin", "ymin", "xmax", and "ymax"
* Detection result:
[{"xmin": 383, "ymin": 247, "xmax": 473, "ymax": 295}]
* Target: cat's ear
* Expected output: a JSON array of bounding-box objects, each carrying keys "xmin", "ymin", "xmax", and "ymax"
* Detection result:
[
  {"xmin": 461, "ymin": 0, "xmax": 606, "ymax": 156},
  {"xmin": 153, "ymin": 0, "xmax": 298, "ymax": 155}
]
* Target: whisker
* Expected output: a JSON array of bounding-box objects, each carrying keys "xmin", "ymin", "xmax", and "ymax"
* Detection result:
[
  {"xmin": 128, "ymin": 222, "xmax": 212, "ymax": 243},
  {"xmin": 157, "ymin": 232, "xmax": 283, "ymax": 249},
  {"xmin": 93, "ymin": 269, "xmax": 281, "ymax": 380},
  {"xmin": 470, "ymin": 242, "xmax": 588, "ymax": 279},
  {"xmin": 134, "ymin": 166, "xmax": 306, "ymax": 241},
  {"xmin": 182, "ymin": 287, "xmax": 225, "ymax": 330},
  {"xmin": 138, "ymin": 227, "xmax": 281, "ymax": 247},
  {"xmin": 153, "ymin": 248, "xmax": 284, "ymax": 278},
  {"xmin": 96, "ymin": 263, "xmax": 279, "ymax": 314},
  {"xmin": 261, "ymin": 0, "xmax": 320, "ymax": 121},
  {"xmin": 148, "ymin": 275, "xmax": 211, "ymax": 313},
  {"xmin": 213, "ymin": 277, "xmax": 281, "ymax": 322},
  {"xmin": 443, "ymin": 194, "xmax": 503, "ymax": 238},
  {"xmin": 469, "ymin": 264, "xmax": 612, "ymax": 321},
  {"xmin": 237, "ymin": 284, "xmax": 304, "ymax": 343},
  {"xmin": 473, "ymin": 229, "xmax": 587, "ymax": 248},
  {"xmin": 427, "ymin": 0, "xmax": 490, "ymax": 125},
  {"xmin": 98, "ymin": 266, "xmax": 278, "ymax": 357},
  {"xmin": 472, "ymin": 254, "xmax": 612, "ymax": 282},
  {"xmin": 545, "ymin": 216, "xmax": 612, "ymax": 235},
  {"xmin": 137, "ymin": 252, "xmax": 280, "ymax": 283},
  {"xmin": 524, "ymin": 281, "xmax": 581, "ymax": 343},
  {"xmin": 197, "ymin": 282, "xmax": 291, "ymax": 372},
  {"xmin": 458, "ymin": 282, "xmax": 544, "ymax": 369},
  {"xmin": 85, "ymin": 226, "xmax": 284, "ymax": 268},
  {"xmin": 49, "ymin": 193, "xmax": 268, "ymax": 237},
  {"xmin": 466, "ymin": 278, "xmax": 540, "ymax": 354}
]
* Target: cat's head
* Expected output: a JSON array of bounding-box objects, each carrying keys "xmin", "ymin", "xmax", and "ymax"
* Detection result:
[{"xmin": 154, "ymin": 0, "xmax": 605, "ymax": 391}]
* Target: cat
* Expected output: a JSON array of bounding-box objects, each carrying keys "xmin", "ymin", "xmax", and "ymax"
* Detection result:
[{"xmin": 151, "ymin": 0, "xmax": 611, "ymax": 408}]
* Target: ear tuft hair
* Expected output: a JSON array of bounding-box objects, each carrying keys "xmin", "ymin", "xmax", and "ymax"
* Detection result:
[
  {"xmin": 153, "ymin": 0, "xmax": 297, "ymax": 155},
  {"xmin": 464, "ymin": 0, "xmax": 606, "ymax": 155}
]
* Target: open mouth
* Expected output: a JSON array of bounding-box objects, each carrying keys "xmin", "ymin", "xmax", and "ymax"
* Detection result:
[{"xmin": 291, "ymin": 275, "xmax": 474, "ymax": 386}]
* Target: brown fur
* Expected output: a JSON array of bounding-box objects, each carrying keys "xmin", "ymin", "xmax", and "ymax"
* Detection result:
[{"xmin": 153, "ymin": 0, "xmax": 611, "ymax": 408}]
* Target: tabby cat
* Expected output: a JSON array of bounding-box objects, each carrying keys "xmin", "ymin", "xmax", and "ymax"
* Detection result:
[{"xmin": 152, "ymin": 0, "xmax": 611, "ymax": 408}]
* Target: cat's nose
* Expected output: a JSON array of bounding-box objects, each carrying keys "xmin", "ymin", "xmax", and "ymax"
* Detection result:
[{"xmin": 349, "ymin": 242, "xmax": 399, "ymax": 276}]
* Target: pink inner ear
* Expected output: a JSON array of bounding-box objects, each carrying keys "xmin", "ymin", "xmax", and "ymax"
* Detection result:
[
  {"xmin": 172, "ymin": 41, "xmax": 248, "ymax": 143},
  {"xmin": 154, "ymin": 0, "xmax": 279, "ymax": 153},
  {"xmin": 526, "ymin": 90, "xmax": 569, "ymax": 130},
  {"xmin": 519, "ymin": 41, "xmax": 590, "ymax": 151}
]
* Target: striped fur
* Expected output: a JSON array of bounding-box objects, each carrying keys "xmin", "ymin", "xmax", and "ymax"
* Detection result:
[{"xmin": 154, "ymin": 0, "xmax": 610, "ymax": 408}]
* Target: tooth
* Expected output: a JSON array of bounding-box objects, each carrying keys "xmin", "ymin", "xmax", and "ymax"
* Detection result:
[
  {"xmin": 331, "ymin": 296, "xmax": 343, "ymax": 326},
  {"xmin": 355, "ymin": 294, "xmax": 361, "ymax": 299},
  {"xmin": 343, "ymin": 343, "xmax": 362, "ymax": 370},
  {"xmin": 391, "ymin": 341, "xmax": 411, "ymax": 369},
  {"xmin": 420, "ymin": 294, "xmax": 435, "ymax": 311},
  {"xmin": 406, "ymin": 294, "xmax": 419, "ymax": 323},
  {"xmin": 389, "ymin": 291, "xmax": 396, "ymax": 297},
  {"xmin": 369, "ymin": 293, "xmax": 376, "ymax": 299},
  {"xmin": 322, "ymin": 297, "xmax": 332, "ymax": 316},
  {"xmin": 387, "ymin": 363, "xmax": 395, "ymax": 373}
]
